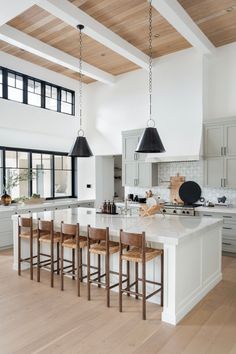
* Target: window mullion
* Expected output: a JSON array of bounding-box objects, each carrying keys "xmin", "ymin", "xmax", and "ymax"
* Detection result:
[
  {"xmin": 23, "ymin": 76, "xmax": 27, "ymax": 104},
  {"xmin": 2, "ymin": 68, "xmax": 8, "ymax": 99},
  {"xmin": 52, "ymin": 155, "xmax": 55, "ymax": 198}
]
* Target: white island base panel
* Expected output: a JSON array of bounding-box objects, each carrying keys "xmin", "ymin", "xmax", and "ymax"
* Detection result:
[{"xmin": 12, "ymin": 208, "xmax": 222, "ymax": 325}]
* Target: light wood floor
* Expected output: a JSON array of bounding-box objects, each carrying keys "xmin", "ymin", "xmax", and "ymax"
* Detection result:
[{"xmin": 0, "ymin": 250, "xmax": 236, "ymax": 354}]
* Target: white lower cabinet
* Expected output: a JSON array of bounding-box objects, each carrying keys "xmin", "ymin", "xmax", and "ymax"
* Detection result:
[{"xmin": 196, "ymin": 210, "xmax": 236, "ymax": 253}]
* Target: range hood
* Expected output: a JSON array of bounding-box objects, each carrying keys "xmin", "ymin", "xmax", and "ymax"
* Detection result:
[{"xmin": 145, "ymin": 126, "xmax": 203, "ymax": 163}]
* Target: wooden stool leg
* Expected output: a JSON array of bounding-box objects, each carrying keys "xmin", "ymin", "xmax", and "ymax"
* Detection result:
[
  {"xmin": 79, "ymin": 248, "xmax": 83, "ymax": 282},
  {"xmin": 77, "ymin": 245, "xmax": 80, "ymax": 297},
  {"xmin": 98, "ymin": 254, "xmax": 101, "ymax": 288},
  {"xmin": 142, "ymin": 260, "xmax": 146, "ymax": 320},
  {"xmin": 161, "ymin": 252, "xmax": 164, "ymax": 307},
  {"xmin": 57, "ymin": 242, "xmax": 60, "ymax": 275},
  {"xmin": 127, "ymin": 260, "xmax": 130, "ymax": 297},
  {"xmin": 135, "ymin": 262, "xmax": 138, "ymax": 299},
  {"xmin": 61, "ymin": 243, "xmax": 64, "ymax": 291},
  {"xmin": 119, "ymin": 256, "xmax": 122, "ymax": 313},
  {"xmin": 18, "ymin": 235, "xmax": 21, "ymax": 276},
  {"xmin": 37, "ymin": 238, "xmax": 40, "ymax": 282},
  {"xmin": 51, "ymin": 240, "xmax": 54, "ymax": 288},
  {"xmin": 87, "ymin": 247, "xmax": 91, "ymax": 301},
  {"xmin": 30, "ymin": 235, "xmax": 33, "ymax": 280},
  {"xmin": 72, "ymin": 248, "xmax": 75, "ymax": 280},
  {"xmin": 106, "ymin": 253, "xmax": 110, "ymax": 307}
]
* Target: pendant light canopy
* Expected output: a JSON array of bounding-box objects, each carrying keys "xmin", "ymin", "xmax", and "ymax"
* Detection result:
[
  {"xmin": 69, "ymin": 24, "xmax": 93, "ymax": 158},
  {"xmin": 136, "ymin": 1, "xmax": 165, "ymax": 154}
]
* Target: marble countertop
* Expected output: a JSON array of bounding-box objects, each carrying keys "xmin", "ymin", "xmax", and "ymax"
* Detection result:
[
  {"xmin": 12, "ymin": 207, "xmax": 222, "ymax": 245},
  {"xmin": 0, "ymin": 198, "xmax": 95, "ymax": 213},
  {"xmin": 197, "ymin": 205, "xmax": 236, "ymax": 215}
]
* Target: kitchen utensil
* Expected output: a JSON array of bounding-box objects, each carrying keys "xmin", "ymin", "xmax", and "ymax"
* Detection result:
[
  {"xmin": 134, "ymin": 195, "xmax": 139, "ymax": 202},
  {"xmin": 128, "ymin": 194, "xmax": 134, "ymax": 201},
  {"xmin": 169, "ymin": 173, "xmax": 185, "ymax": 204},
  {"xmin": 179, "ymin": 181, "xmax": 201, "ymax": 205},
  {"xmin": 146, "ymin": 197, "xmax": 157, "ymax": 208},
  {"xmin": 217, "ymin": 196, "xmax": 227, "ymax": 204},
  {"xmin": 138, "ymin": 197, "xmax": 146, "ymax": 204}
]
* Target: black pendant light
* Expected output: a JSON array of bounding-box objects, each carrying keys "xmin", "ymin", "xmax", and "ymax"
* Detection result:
[
  {"xmin": 136, "ymin": 1, "xmax": 165, "ymax": 154},
  {"xmin": 69, "ymin": 24, "xmax": 93, "ymax": 157}
]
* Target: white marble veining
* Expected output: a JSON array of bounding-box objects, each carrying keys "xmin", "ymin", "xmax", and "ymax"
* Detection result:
[{"xmin": 15, "ymin": 207, "xmax": 222, "ymax": 246}]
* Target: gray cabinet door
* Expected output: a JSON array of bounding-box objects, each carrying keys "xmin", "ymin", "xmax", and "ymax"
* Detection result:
[
  {"xmin": 138, "ymin": 162, "xmax": 152, "ymax": 187},
  {"xmin": 123, "ymin": 162, "xmax": 138, "ymax": 187},
  {"xmin": 205, "ymin": 125, "xmax": 224, "ymax": 157},
  {"xmin": 225, "ymin": 124, "xmax": 236, "ymax": 156},
  {"xmin": 225, "ymin": 157, "xmax": 236, "ymax": 188},
  {"xmin": 204, "ymin": 157, "xmax": 224, "ymax": 187},
  {"xmin": 123, "ymin": 136, "xmax": 139, "ymax": 161}
]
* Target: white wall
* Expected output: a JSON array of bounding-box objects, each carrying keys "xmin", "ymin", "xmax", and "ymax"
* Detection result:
[
  {"xmin": 86, "ymin": 48, "xmax": 203, "ymax": 157},
  {"xmin": 204, "ymin": 42, "xmax": 236, "ymax": 120},
  {"xmin": 0, "ymin": 51, "xmax": 83, "ymax": 152},
  {"xmin": 77, "ymin": 157, "xmax": 96, "ymax": 200}
]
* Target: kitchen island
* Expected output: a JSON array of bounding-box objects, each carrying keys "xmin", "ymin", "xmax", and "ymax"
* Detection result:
[{"xmin": 12, "ymin": 208, "xmax": 222, "ymax": 325}]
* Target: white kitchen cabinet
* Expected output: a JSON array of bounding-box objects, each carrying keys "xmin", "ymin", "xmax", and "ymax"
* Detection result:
[
  {"xmin": 195, "ymin": 208, "xmax": 236, "ymax": 253},
  {"xmin": 225, "ymin": 157, "xmax": 236, "ymax": 188},
  {"xmin": 204, "ymin": 157, "xmax": 224, "ymax": 188},
  {"xmin": 123, "ymin": 162, "xmax": 138, "ymax": 187},
  {"xmin": 122, "ymin": 129, "xmax": 158, "ymax": 187},
  {"xmin": 122, "ymin": 129, "xmax": 146, "ymax": 162},
  {"xmin": 204, "ymin": 125, "xmax": 224, "ymax": 157},
  {"xmin": 138, "ymin": 162, "xmax": 158, "ymax": 187},
  {"xmin": 225, "ymin": 124, "xmax": 236, "ymax": 156},
  {"xmin": 204, "ymin": 119, "xmax": 236, "ymax": 188}
]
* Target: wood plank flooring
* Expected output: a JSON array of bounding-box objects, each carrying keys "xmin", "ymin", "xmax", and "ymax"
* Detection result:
[{"xmin": 0, "ymin": 250, "xmax": 236, "ymax": 354}]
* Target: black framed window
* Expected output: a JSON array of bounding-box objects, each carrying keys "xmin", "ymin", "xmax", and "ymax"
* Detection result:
[
  {"xmin": 0, "ymin": 66, "xmax": 75, "ymax": 116},
  {"xmin": 0, "ymin": 69, "xmax": 2, "ymax": 98},
  {"xmin": 28, "ymin": 78, "xmax": 41, "ymax": 107},
  {"xmin": 45, "ymin": 84, "xmax": 58, "ymax": 112},
  {"xmin": 7, "ymin": 72, "xmax": 23, "ymax": 103},
  {"xmin": 0, "ymin": 146, "xmax": 75, "ymax": 200},
  {"xmin": 54, "ymin": 155, "xmax": 72, "ymax": 197},
  {"xmin": 61, "ymin": 89, "xmax": 73, "ymax": 115}
]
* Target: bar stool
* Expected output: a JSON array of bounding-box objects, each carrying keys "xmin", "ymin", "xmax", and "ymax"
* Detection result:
[
  {"xmin": 87, "ymin": 225, "xmax": 123, "ymax": 307},
  {"xmin": 119, "ymin": 230, "xmax": 164, "ymax": 320},
  {"xmin": 37, "ymin": 219, "xmax": 60, "ymax": 288},
  {"xmin": 18, "ymin": 216, "xmax": 37, "ymax": 280},
  {"xmin": 60, "ymin": 222, "xmax": 88, "ymax": 296}
]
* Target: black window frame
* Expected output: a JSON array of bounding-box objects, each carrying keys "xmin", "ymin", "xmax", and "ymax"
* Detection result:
[
  {"xmin": 0, "ymin": 66, "xmax": 75, "ymax": 116},
  {"xmin": 0, "ymin": 146, "xmax": 76, "ymax": 200}
]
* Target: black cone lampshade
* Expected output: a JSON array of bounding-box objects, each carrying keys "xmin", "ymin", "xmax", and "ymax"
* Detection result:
[
  {"xmin": 136, "ymin": 1, "xmax": 165, "ymax": 154},
  {"xmin": 69, "ymin": 136, "xmax": 93, "ymax": 157},
  {"xmin": 136, "ymin": 127, "xmax": 165, "ymax": 153}
]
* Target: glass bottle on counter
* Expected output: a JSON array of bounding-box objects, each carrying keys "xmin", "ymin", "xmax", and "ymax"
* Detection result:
[
  {"xmin": 111, "ymin": 201, "xmax": 117, "ymax": 215},
  {"xmin": 103, "ymin": 200, "xmax": 107, "ymax": 213},
  {"xmin": 107, "ymin": 200, "xmax": 111, "ymax": 214}
]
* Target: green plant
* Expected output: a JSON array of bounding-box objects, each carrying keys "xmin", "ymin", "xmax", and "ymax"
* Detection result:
[{"xmin": 2, "ymin": 170, "xmax": 35, "ymax": 195}]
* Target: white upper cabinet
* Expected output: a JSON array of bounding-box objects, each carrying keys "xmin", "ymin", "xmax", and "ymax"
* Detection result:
[
  {"xmin": 123, "ymin": 135, "xmax": 139, "ymax": 161},
  {"xmin": 225, "ymin": 124, "xmax": 236, "ymax": 156},
  {"xmin": 204, "ymin": 119, "xmax": 236, "ymax": 188},
  {"xmin": 204, "ymin": 125, "xmax": 224, "ymax": 157},
  {"xmin": 122, "ymin": 129, "xmax": 158, "ymax": 187}
]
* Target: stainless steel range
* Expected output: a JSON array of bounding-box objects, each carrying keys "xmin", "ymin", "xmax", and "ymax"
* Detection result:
[{"xmin": 160, "ymin": 203, "xmax": 200, "ymax": 216}]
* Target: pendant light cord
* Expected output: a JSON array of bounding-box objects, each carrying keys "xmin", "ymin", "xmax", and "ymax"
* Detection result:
[
  {"xmin": 78, "ymin": 24, "xmax": 84, "ymax": 136},
  {"xmin": 148, "ymin": 0, "xmax": 155, "ymax": 128}
]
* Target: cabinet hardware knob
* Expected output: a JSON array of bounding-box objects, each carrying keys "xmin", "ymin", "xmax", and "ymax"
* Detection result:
[{"xmin": 203, "ymin": 214, "xmax": 213, "ymax": 217}]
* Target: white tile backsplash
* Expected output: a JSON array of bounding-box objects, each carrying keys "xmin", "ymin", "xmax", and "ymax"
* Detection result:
[{"xmin": 125, "ymin": 160, "xmax": 236, "ymax": 205}]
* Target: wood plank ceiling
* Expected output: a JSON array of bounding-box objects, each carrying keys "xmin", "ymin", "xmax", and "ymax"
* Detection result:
[{"xmin": 0, "ymin": 0, "xmax": 236, "ymax": 83}]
